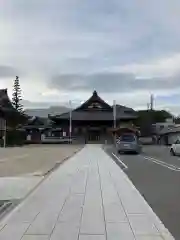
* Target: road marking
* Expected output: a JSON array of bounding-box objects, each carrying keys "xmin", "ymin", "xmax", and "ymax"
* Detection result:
[
  {"xmin": 112, "ymin": 153, "xmax": 128, "ymax": 169},
  {"xmin": 143, "ymin": 155, "xmax": 180, "ymax": 171},
  {"xmin": 144, "ymin": 156, "xmax": 179, "ymax": 168}
]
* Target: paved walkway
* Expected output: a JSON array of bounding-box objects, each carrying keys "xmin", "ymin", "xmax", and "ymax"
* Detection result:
[
  {"xmin": 0, "ymin": 145, "xmax": 174, "ymax": 239},
  {"xmin": 0, "ymin": 176, "xmax": 43, "ymax": 200}
]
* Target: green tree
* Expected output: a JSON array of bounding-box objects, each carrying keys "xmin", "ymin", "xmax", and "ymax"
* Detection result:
[
  {"xmin": 12, "ymin": 76, "xmax": 24, "ymax": 113},
  {"xmin": 136, "ymin": 109, "xmax": 173, "ymax": 126},
  {"xmin": 135, "ymin": 109, "xmax": 174, "ymax": 136}
]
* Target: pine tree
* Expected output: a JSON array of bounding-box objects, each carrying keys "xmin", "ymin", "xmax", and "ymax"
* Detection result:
[{"xmin": 12, "ymin": 76, "xmax": 24, "ymax": 113}]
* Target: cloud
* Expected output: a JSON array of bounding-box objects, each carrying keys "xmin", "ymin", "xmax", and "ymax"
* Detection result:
[
  {"xmin": 50, "ymin": 71, "xmax": 180, "ymax": 94},
  {"xmin": 109, "ymin": 53, "xmax": 180, "ymax": 79},
  {"xmin": 0, "ymin": 66, "xmax": 17, "ymax": 78},
  {"xmin": 1, "ymin": 0, "xmax": 180, "ymax": 113}
]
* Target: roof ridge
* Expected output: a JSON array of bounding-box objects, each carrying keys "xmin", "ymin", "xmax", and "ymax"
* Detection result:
[
  {"xmin": 75, "ymin": 91, "xmax": 112, "ymax": 111},
  {"xmin": 0, "ymin": 88, "xmax": 17, "ymax": 111}
]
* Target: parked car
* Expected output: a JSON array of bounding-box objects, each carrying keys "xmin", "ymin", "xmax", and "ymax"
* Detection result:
[
  {"xmin": 170, "ymin": 139, "xmax": 180, "ymax": 156},
  {"xmin": 116, "ymin": 134, "xmax": 142, "ymax": 154}
]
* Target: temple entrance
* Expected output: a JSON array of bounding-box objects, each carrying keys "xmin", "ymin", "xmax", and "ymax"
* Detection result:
[
  {"xmin": 88, "ymin": 130, "xmax": 100, "ymax": 142},
  {"xmin": 86, "ymin": 127, "xmax": 101, "ymax": 142}
]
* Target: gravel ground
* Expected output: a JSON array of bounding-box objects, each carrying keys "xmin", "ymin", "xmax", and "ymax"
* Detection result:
[{"xmin": 0, "ymin": 144, "xmax": 83, "ymax": 177}]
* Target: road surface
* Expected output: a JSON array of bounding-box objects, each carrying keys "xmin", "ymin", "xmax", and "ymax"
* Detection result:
[{"xmin": 106, "ymin": 144, "xmax": 180, "ymax": 239}]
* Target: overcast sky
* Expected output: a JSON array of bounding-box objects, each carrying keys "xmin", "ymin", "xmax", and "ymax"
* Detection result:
[{"xmin": 1, "ymin": 0, "xmax": 180, "ymax": 114}]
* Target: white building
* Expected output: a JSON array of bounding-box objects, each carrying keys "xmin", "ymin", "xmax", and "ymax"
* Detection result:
[
  {"xmin": 152, "ymin": 119, "xmax": 175, "ymax": 135},
  {"xmin": 159, "ymin": 127, "xmax": 180, "ymax": 145}
]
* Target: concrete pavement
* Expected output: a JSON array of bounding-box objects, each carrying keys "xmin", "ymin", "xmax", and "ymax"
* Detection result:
[
  {"xmin": 106, "ymin": 145, "xmax": 180, "ymax": 239},
  {"xmin": 0, "ymin": 145, "xmax": 81, "ymax": 202},
  {"xmin": 0, "ymin": 145, "xmax": 173, "ymax": 239},
  {"xmin": 0, "ymin": 145, "xmax": 82, "ymax": 223}
]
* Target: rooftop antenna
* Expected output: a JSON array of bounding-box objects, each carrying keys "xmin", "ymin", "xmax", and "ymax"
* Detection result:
[{"xmin": 150, "ymin": 94, "xmax": 154, "ymax": 110}]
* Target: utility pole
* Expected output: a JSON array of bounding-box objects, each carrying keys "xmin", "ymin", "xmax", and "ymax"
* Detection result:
[
  {"xmin": 113, "ymin": 100, "xmax": 117, "ymax": 145},
  {"xmin": 113, "ymin": 100, "xmax": 116, "ymax": 129},
  {"xmin": 149, "ymin": 94, "xmax": 155, "ymax": 138},
  {"xmin": 69, "ymin": 100, "xmax": 72, "ymax": 144},
  {"xmin": 3, "ymin": 119, "xmax": 6, "ymax": 148}
]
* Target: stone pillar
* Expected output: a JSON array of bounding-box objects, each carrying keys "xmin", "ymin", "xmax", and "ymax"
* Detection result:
[
  {"xmin": 41, "ymin": 133, "xmax": 45, "ymax": 141},
  {"xmin": 27, "ymin": 135, "xmax": 31, "ymax": 141}
]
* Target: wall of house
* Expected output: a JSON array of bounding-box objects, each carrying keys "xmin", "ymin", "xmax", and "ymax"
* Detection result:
[
  {"xmin": 152, "ymin": 122, "xmax": 175, "ymax": 135},
  {"xmin": 168, "ymin": 132, "xmax": 180, "ymax": 145},
  {"xmin": 160, "ymin": 132, "xmax": 180, "ymax": 145}
]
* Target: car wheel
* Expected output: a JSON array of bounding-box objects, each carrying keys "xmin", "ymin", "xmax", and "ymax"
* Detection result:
[{"xmin": 170, "ymin": 148, "xmax": 175, "ymax": 156}]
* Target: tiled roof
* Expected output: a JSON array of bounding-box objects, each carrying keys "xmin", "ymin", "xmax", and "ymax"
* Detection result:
[
  {"xmin": 0, "ymin": 89, "xmax": 17, "ymax": 112},
  {"xmin": 49, "ymin": 91, "xmax": 137, "ymax": 121},
  {"xmin": 27, "ymin": 116, "xmax": 50, "ymax": 125},
  {"xmin": 0, "ymin": 89, "xmax": 28, "ymax": 123},
  {"xmin": 50, "ymin": 108, "xmax": 137, "ymax": 121}
]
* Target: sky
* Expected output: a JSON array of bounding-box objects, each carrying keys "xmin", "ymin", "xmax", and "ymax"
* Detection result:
[{"xmin": 1, "ymin": 0, "xmax": 180, "ymax": 114}]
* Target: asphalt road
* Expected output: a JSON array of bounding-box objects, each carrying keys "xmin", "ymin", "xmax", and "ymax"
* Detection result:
[{"xmin": 105, "ymin": 144, "xmax": 180, "ymax": 240}]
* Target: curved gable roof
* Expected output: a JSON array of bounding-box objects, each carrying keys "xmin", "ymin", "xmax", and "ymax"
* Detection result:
[
  {"xmin": 48, "ymin": 91, "xmax": 137, "ymax": 121},
  {"xmin": 75, "ymin": 90, "xmax": 112, "ymax": 111}
]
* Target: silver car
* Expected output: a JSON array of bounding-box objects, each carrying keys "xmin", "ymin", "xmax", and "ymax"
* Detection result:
[{"xmin": 116, "ymin": 134, "xmax": 142, "ymax": 154}]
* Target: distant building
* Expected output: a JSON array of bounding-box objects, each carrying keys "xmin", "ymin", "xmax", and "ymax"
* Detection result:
[
  {"xmin": 22, "ymin": 116, "xmax": 52, "ymax": 143},
  {"xmin": 159, "ymin": 126, "xmax": 180, "ymax": 145},
  {"xmin": 48, "ymin": 90, "xmax": 137, "ymax": 143},
  {"xmin": 0, "ymin": 89, "xmax": 26, "ymax": 129},
  {"xmin": 0, "ymin": 89, "xmax": 27, "ymax": 146},
  {"xmin": 152, "ymin": 121, "xmax": 175, "ymax": 135}
]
